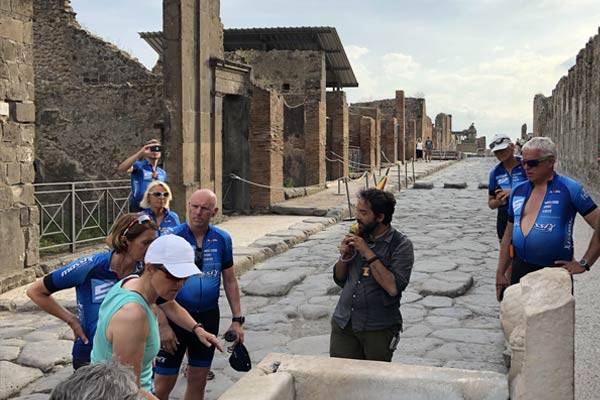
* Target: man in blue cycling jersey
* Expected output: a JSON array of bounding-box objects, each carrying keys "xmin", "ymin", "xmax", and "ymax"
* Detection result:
[
  {"xmin": 495, "ymin": 137, "xmax": 600, "ymax": 301},
  {"xmin": 488, "ymin": 133, "xmax": 527, "ymax": 241},
  {"xmin": 154, "ymin": 189, "xmax": 244, "ymax": 400}
]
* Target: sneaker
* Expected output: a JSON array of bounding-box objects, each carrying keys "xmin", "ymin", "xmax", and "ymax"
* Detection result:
[{"xmin": 207, "ymin": 370, "xmax": 215, "ymax": 381}]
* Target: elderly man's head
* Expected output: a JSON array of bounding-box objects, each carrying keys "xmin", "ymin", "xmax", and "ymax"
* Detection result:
[{"xmin": 521, "ymin": 137, "xmax": 556, "ymax": 183}]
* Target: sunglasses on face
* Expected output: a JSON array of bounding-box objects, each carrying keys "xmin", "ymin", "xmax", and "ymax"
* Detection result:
[
  {"xmin": 123, "ymin": 214, "xmax": 152, "ymax": 237},
  {"xmin": 521, "ymin": 155, "xmax": 553, "ymax": 168},
  {"xmin": 153, "ymin": 264, "xmax": 186, "ymax": 282},
  {"xmin": 489, "ymin": 137, "xmax": 511, "ymax": 150},
  {"xmin": 150, "ymin": 192, "xmax": 169, "ymax": 198}
]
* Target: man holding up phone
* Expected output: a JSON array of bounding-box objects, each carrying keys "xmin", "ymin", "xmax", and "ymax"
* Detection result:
[{"xmin": 118, "ymin": 138, "xmax": 167, "ymax": 212}]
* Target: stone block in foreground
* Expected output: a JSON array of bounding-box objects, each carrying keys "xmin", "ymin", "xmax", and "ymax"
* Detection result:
[
  {"xmin": 0, "ymin": 360, "xmax": 43, "ymax": 399},
  {"xmin": 500, "ymin": 268, "xmax": 574, "ymax": 400},
  {"xmin": 219, "ymin": 353, "xmax": 508, "ymax": 400}
]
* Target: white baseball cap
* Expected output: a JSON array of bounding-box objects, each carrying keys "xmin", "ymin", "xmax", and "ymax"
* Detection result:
[
  {"xmin": 144, "ymin": 235, "xmax": 200, "ymax": 278},
  {"xmin": 489, "ymin": 134, "xmax": 512, "ymax": 152}
]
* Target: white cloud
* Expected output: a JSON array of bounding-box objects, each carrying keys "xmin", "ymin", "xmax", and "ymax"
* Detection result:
[
  {"xmin": 381, "ymin": 52, "xmax": 420, "ymax": 78},
  {"xmin": 344, "ymin": 45, "xmax": 370, "ymax": 63}
]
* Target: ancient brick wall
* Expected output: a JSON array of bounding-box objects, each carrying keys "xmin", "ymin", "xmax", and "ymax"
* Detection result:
[
  {"xmin": 249, "ymin": 86, "xmax": 284, "ymax": 208},
  {"xmin": 532, "ymin": 28, "xmax": 600, "ymax": 189},
  {"xmin": 0, "ymin": 0, "xmax": 39, "ymax": 287},
  {"xmin": 395, "ymin": 91, "xmax": 405, "ymax": 163},
  {"xmin": 33, "ymin": 0, "xmax": 163, "ymax": 182},
  {"xmin": 359, "ymin": 116, "xmax": 376, "ymax": 170}
]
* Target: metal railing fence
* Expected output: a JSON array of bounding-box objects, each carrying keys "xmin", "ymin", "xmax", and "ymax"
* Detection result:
[{"xmin": 34, "ymin": 179, "xmax": 131, "ymax": 253}]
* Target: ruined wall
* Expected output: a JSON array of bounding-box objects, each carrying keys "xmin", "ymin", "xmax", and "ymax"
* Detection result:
[
  {"xmin": 381, "ymin": 116, "xmax": 397, "ymax": 164},
  {"xmin": 532, "ymin": 28, "xmax": 600, "ymax": 188},
  {"xmin": 33, "ymin": 0, "xmax": 163, "ymax": 183},
  {"xmin": 226, "ymin": 50, "xmax": 326, "ymax": 105},
  {"xmin": 0, "ymin": 0, "xmax": 39, "ymax": 287},
  {"xmin": 395, "ymin": 91, "xmax": 406, "ymax": 162},
  {"xmin": 227, "ymin": 49, "xmax": 326, "ymax": 186}
]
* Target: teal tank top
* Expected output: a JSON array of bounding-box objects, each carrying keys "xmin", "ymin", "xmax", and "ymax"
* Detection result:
[{"xmin": 91, "ymin": 275, "xmax": 159, "ymax": 392}]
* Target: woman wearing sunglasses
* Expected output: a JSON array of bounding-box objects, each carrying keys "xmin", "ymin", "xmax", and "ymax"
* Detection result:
[
  {"xmin": 91, "ymin": 234, "xmax": 223, "ymax": 400},
  {"xmin": 139, "ymin": 181, "xmax": 180, "ymax": 236},
  {"xmin": 27, "ymin": 213, "xmax": 157, "ymax": 369}
]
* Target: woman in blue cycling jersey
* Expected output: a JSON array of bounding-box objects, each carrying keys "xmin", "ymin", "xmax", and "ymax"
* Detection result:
[
  {"xmin": 139, "ymin": 181, "xmax": 180, "ymax": 236},
  {"xmin": 27, "ymin": 213, "xmax": 157, "ymax": 369}
]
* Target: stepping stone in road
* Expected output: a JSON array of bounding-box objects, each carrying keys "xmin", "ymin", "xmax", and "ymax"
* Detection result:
[
  {"xmin": 413, "ymin": 181, "xmax": 434, "ymax": 189},
  {"xmin": 444, "ymin": 182, "xmax": 468, "ymax": 189}
]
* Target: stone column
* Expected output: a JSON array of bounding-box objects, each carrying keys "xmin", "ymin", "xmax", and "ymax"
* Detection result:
[
  {"xmin": 162, "ymin": 0, "xmax": 224, "ymax": 217},
  {"xmin": 326, "ymin": 91, "xmax": 349, "ymax": 179},
  {"xmin": 382, "ymin": 116, "xmax": 397, "ymax": 163},
  {"xmin": 249, "ymin": 87, "xmax": 284, "ymax": 208},
  {"xmin": 395, "ymin": 90, "xmax": 405, "ymax": 163},
  {"xmin": 356, "ymin": 107, "xmax": 381, "ymax": 168},
  {"xmin": 359, "ymin": 116, "xmax": 375, "ymax": 170},
  {"xmin": 406, "ymin": 120, "xmax": 416, "ymax": 161},
  {"xmin": 304, "ymin": 100, "xmax": 326, "ymax": 186},
  {"xmin": 0, "ymin": 0, "xmax": 39, "ymax": 291}
]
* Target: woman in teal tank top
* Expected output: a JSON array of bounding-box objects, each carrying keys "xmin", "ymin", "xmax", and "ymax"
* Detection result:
[{"xmin": 91, "ymin": 235, "xmax": 223, "ymax": 399}]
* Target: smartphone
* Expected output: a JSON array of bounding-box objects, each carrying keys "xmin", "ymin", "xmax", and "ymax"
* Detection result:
[{"xmin": 148, "ymin": 145, "xmax": 163, "ymax": 152}]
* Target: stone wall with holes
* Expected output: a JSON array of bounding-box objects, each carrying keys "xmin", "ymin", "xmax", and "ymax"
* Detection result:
[
  {"xmin": 32, "ymin": 0, "xmax": 163, "ymax": 183},
  {"xmin": 533, "ymin": 27, "xmax": 600, "ymax": 191},
  {"xmin": 0, "ymin": 0, "xmax": 39, "ymax": 290}
]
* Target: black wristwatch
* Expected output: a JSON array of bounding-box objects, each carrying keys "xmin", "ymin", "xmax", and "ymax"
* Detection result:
[
  {"xmin": 232, "ymin": 316, "xmax": 245, "ymax": 325},
  {"xmin": 579, "ymin": 259, "xmax": 590, "ymax": 271}
]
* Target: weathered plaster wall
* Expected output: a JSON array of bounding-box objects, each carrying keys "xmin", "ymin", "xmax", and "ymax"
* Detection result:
[
  {"xmin": 226, "ymin": 49, "xmax": 325, "ymax": 105},
  {"xmin": 33, "ymin": 0, "xmax": 163, "ymax": 183},
  {"xmin": 434, "ymin": 113, "xmax": 453, "ymax": 150},
  {"xmin": 532, "ymin": 28, "xmax": 600, "ymax": 189},
  {"xmin": 283, "ymin": 105, "xmax": 305, "ymax": 187},
  {"xmin": 0, "ymin": 0, "xmax": 39, "ymax": 288}
]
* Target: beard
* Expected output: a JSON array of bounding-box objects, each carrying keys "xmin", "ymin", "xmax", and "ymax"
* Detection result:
[{"xmin": 358, "ymin": 220, "xmax": 378, "ymax": 237}]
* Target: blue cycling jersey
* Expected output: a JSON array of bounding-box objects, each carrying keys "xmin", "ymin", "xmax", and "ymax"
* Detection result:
[
  {"xmin": 509, "ymin": 173, "xmax": 597, "ymax": 266},
  {"xmin": 140, "ymin": 208, "xmax": 180, "ymax": 236},
  {"xmin": 172, "ymin": 223, "xmax": 234, "ymax": 312},
  {"xmin": 488, "ymin": 157, "xmax": 527, "ymax": 213},
  {"xmin": 44, "ymin": 251, "xmax": 119, "ymax": 363},
  {"xmin": 130, "ymin": 160, "xmax": 167, "ymax": 211}
]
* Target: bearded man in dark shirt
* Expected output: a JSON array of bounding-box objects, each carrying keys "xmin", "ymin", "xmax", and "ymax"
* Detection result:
[{"xmin": 330, "ymin": 188, "xmax": 414, "ymax": 361}]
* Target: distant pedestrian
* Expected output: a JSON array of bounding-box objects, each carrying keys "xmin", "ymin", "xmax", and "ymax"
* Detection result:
[
  {"xmin": 91, "ymin": 234, "xmax": 222, "ymax": 399},
  {"xmin": 487, "ymin": 134, "xmax": 527, "ymax": 241},
  {"xmin": 330, "ymin": 188, "xmax": 414, "ymax": 361},
  {"xmin": 514, "ymin": 139, "xmax": 522, "ymax": 155},
  {"xmin": 139, "ymin": 180, "xmax": 180, "ymax": 236},
  {"xmin": 416, "ymin": 138, "xmax": 423, "ymax": 161},
  {"xmin": 424, "ymin": 137, "xmax": 433, "ymax": 162},
  {"xmin": 117, "ymin": 139, "xmax": 167, "ymax": 212},
  {"xmin": 26, "ymin": 213, "xmax": 157, "ymax": 369},
  {"xmin": 495, "ymin": 137, "xmax": 600, "ymax": 301}
]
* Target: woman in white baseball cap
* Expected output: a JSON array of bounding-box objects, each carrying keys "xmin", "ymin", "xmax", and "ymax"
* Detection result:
[{"xmin": 91, "ymin": 234, "xmax": 223, "ymax": 399}]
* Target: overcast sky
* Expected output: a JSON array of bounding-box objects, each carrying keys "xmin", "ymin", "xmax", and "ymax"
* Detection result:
[{"xmin": 71, "ymin": 0, "xmax": 600, "ymax": 143}]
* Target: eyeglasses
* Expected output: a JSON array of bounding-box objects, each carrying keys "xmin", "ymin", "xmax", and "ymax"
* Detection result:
[
  {"xmin": 521, "ymin": 155, "xmax": 554, "ymax": 168},
  {"xmin": 123, "ymin": 214, "xmax": 151, "ymax": 237},
  {"xmin": 489, "ymin": 137, "xmax": 511, "ymax": 150},
  {"xmin": 152, "ymin": 264, "xmax": 187, "ymax": 282},
  {"xmin": 150, "ymin": 192, "xmax": 169, "ymax": 198}
]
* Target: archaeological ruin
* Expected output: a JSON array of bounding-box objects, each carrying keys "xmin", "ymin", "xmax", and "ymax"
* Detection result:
[{"xmin": 533, "ymin": 27, "xmax": 600, "ymax": 193}]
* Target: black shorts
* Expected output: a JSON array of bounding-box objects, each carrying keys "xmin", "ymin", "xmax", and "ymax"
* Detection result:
[
  {"xmin": 154, "ymin": 307, "xmax": 220, "ymax": 375},
  {"xmin": 496, "ymin": 211, "xmax": 509, "ymax": 241}
]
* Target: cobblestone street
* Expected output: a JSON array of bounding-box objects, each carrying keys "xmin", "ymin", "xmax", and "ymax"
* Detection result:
[{"xmin": 2, "ymin": 158, "xmax": 507, "ymax": 399}]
